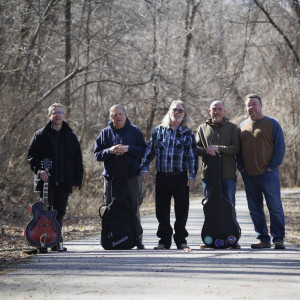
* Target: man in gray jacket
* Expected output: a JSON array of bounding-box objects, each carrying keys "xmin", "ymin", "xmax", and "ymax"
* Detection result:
[
  {"xmin": 197, "ymin": 101, "xmax": 239, "ymax": 205},
  {"xmin": 196, "ymin": 101, "xmax": 240, "ymax": 246}
]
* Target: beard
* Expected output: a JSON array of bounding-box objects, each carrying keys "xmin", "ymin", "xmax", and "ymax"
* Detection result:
[{"xmin": 170, "ymin": 115, "xmax": 184, "ymax": 122}]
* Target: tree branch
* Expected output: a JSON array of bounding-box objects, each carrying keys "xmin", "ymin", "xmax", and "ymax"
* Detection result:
[{"xmin": 253, "ymin": 0, "xmax": 300, "ymax": 66}]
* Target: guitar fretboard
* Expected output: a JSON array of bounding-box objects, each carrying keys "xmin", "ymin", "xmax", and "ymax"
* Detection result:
[{"xmin": 43, "ymin": 181, "xmax": 48, "ymax": 211}]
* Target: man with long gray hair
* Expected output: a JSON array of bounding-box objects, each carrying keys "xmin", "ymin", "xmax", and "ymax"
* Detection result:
[{"xmin": 141, "ymin": 100, "xmax": 198, "ymax": 250}]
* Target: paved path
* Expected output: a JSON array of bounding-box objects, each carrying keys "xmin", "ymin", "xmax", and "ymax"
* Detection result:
[{"xmin": 1, "ymin": 190, "xmax": 300, "ymax": 300}]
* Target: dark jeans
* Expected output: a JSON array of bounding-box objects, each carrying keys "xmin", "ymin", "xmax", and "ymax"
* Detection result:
[
  {"xmin": 47, "ymin": 184, "xmax": 69, "ymax": 243},
  {"xmin": 202, "ymin": 178, "xmax": 237, "ymax": 206},
  {"xmin": 103, "ymin": 175, "xmax": 143, "ymax": 241},
  {"xmin": 155, "ymin": 172, "xmax": 189, "ymax": 248},
  {"xmin": 241, "ymin": 169, "xmax": 285, "ymax": 243}
]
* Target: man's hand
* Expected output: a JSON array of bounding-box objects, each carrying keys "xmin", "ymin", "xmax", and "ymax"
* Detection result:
[
  {"xmin": 39, "ymin": 170, "xmax": 50, "ymax": 182},
  {"xmin": 109, "ymin": 144, "xmax": 129, "ymax": 155},
  {"xmin": 187, "ymin": 179, "xmax": 195, "ymax": 189},
  {"xmin": 72, "ymin": 186, "xmax": 80, "ymax": 191},
  {"xmin": 205, "ymin": 145, "xmax": 219, "ymax": 156},
  {"xmin": 141, "ymin": 172, "xmax": 148, "ymax": 183}
]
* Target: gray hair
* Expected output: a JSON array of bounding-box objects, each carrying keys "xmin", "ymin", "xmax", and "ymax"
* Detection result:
[
  {"xmin": 161, "ymin": 100, "xmax": 192, "ymax": 129},
  {"xmin": 109, "ymin": 104, "xmax": 127, "ymax": 118},
  {"xmin": 209, "ymin": 100, "xmax": 226, "ymax": 110}
]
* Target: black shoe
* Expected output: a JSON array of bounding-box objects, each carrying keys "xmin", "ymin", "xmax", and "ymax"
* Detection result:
[
  {"xmin": 136, "ymin": 241, "xmax": 145, "ymax": 250},
  {"xmin": 51, "ymin": 244, "xmax": 67, "ymax": 252},
  {"xmin": 38, "ymin": 247, "xmax": 48, "ymax": 254},
  {"xmin": 154, "ymin": 243, "xmax": 171, "ymax": 250},
  {"xmin": 177, "ymin": 243, "xmax": 190, "ymax": 250},
  {"xmin": 25, "ymin": 249, "xmax": 38, "ymax": 255},
  {"xmin": 274, "ymin": 241, "xmax": 285, "ymax": 249}
]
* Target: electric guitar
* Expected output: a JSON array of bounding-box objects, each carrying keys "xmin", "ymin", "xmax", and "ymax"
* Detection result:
[
  {"xmin": 25, "ymin": 158, "xmax": 61, "ymax": 249},
  {"xmin": 201, "ymin": 153, "xmax": 241, "ymax": 248}
]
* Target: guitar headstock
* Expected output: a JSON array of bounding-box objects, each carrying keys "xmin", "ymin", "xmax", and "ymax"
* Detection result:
[{"xmin": 41, "ymin": 158, "xmax": 52, "ymax": 173}]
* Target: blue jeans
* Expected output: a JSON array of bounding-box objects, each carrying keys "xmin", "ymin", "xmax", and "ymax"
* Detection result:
[
  {"xmin": 202, "ymin": 179, "xmax": 237, "ymax": 206},
  {"xmin": 241, "ymin": 169, "xmax": 285, "ymax": 243}
]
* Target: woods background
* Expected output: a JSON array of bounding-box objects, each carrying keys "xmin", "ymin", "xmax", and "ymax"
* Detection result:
[{"xmin": 0, "ymin": 0, "xmax": 299, "ymax": 223}]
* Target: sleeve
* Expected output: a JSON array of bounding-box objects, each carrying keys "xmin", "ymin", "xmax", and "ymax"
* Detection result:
[
  {"xmin": 218, "ymin": 124, "xmax": 240, "ymax": 156},
  {"xmin": 196, "ymin": 125, "xmax": 207, "ymax": 156},
  {"xmin": 94, "ymin": 130, "xmax": 112, "ymax": 162},
  {"xmin": 27, "ymin": 132, "xmax": 42, "ymax": 174},
  {"xmin": 236, "ymin": 125, "xmax": 244, "ymax": 172},
  {"xmin": 269, "ymin": 119, "xmax": 285, "ymax": 169},
  {"xmin": 73, "ymin": 135, "xmax": 83, "ymax": 188},
  {"xmin": 140, "ymin": 128, "xmax": 158, "ymax": 172},
  {"xmin": 188, "ymin": 131, "xmax": 199, "ymax": 180},
  {"xmin": 127, "ymin": 127, "xmax": 147, "ymax": 159}
]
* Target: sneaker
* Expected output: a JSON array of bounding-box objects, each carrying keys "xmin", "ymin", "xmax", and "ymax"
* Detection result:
[
  {"xmin": 177, "ymin": 243, "xmax": 190, "ymax": 250},
  {"xmin": 274, "ymin": 241, "xmax": 285, "ymax": 249},
  {"xmin": 251, "ymin": 241, "xmax": 271, "ymax": 249},
  {"xmin": 154, "ymin": 244, "xmax": 168, "ymax": 250}
]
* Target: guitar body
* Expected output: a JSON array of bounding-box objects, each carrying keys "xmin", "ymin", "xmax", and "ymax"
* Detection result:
[
  {"xmin": 201, "ymin": 154, "xmax": 241, "ymax": 249},
  {"xmin": 25, "ymin": 201, "xmax": 61, "ymax": 248},
  {"xmin": 24, "ymin": 158, "xmax": 62, "ymax": 249}
]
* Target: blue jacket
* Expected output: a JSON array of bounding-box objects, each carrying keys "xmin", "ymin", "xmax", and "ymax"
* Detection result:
[{"xmin": 94, "ymin": 119, "xmax": 147, "ymax": 179}]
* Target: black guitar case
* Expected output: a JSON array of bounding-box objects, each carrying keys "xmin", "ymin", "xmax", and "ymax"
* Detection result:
[
  {"xmin": 201, "ymin": 153, "xmax": 241, "ymax": 248},
  {"xmin": 99, "ymin": 154, "xmax": 137, "ymax": 250},
  {"xmin": 99, "ymin": 198, "xmax": 137, "ymax": 250}
]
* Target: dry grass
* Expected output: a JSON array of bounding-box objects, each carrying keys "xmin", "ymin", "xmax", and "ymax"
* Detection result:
[
  {"xmin": 0, "ymin": 203, "xmax": 155, "ymax": 270},
  {"xmin": 282, "ymin": 193, "xmax": 300, "ymax": 246}
]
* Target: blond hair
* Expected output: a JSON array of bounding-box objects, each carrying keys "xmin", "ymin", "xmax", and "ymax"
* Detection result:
[{"xmin": 48, "ymin": 103, "xmax": 64, "ymax": 115}]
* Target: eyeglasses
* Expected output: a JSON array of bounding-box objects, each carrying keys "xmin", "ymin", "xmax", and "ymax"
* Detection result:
[
  {"xmin": 51, "ymin": 111, "xmax": 64, "ymax": 115},
  {"xmin": 172, "ymin": 108, "xmax": 185, "ymax": 113}
]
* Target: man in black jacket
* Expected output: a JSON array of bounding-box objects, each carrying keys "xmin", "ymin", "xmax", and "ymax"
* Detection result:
[{"xmin": 28, "ymin": 103, "xmax": 83, "ymax": 253}]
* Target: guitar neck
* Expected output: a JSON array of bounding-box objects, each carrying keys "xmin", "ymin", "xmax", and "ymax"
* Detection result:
[{"xmin": 43, "ymin": 181, "xmax": 49, "ymax": 210}]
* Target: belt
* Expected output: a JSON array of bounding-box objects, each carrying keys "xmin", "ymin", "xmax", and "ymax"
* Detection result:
[{"xmin": 157, "ymin": 171, "xmax": 186, "ymax": 176}]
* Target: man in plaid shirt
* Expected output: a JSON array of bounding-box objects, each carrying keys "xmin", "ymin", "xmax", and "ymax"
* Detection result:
[{"xmin": 141, "ymin": 100, "xmax": 198, "ymax": 250}]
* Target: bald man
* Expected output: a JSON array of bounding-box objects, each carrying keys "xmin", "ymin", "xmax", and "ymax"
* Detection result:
[{"xmin": 196, "ymin": 101, "xmax": 240, "ymax": 234}]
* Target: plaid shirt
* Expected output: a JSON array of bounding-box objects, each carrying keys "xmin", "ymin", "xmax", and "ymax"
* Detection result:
[{"xmin": 141, "ymin": 125, "xmax": 198, "ymax": 180}]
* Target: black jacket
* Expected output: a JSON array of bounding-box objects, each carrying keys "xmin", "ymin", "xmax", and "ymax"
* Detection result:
[{"xmin": 28, "ymin": 121, "xmax": 83, "ymax": 193}]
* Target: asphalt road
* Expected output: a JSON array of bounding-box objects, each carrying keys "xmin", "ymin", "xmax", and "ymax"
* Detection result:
[{"xmin": 1, "ymin": 190, "xmax": 300, "ymax": 300}]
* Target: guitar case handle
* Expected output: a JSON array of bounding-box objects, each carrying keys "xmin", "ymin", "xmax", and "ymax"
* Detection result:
[
  {"xmin": 99, "ymin": 199, "xmax": 114, "ymax": 219},
  {"xmin": 201, "ymin": 197, "xmax": 208, "ymax": 205}
]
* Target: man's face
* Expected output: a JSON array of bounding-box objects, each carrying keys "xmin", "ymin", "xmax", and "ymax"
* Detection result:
[
  {"xmin": 170, "ymin": 103, "xmax": 185, "ymax": 123},
  {"xmin": 209, "ymin": 102, "xmax": 226, "ymax": 124},
  {"xmin": 49, "ymin": 106, "xmax": 65, "ymax": 127},
  {"xmin": 111, "ymin": 107, "xmax": 127, "ymax": 129},
  {"xmin": 245, "ymin": 97, "xmax": 263, "ymax": 121}
]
